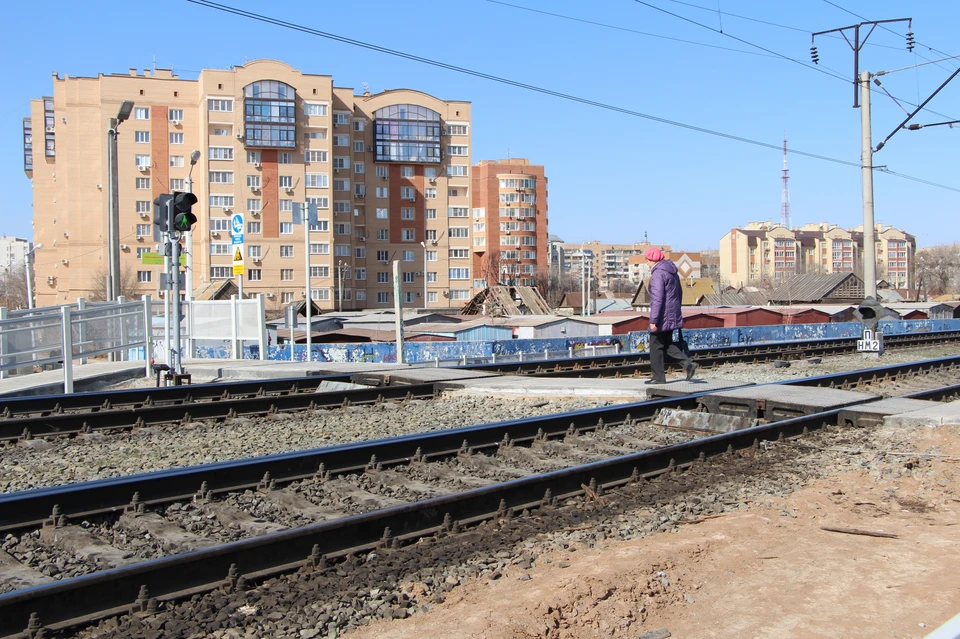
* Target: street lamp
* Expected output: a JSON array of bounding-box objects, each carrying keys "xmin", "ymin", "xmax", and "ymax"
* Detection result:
[
  {"xmin": 184, "ymin": 150, "xmax": 201, "ymax": 305},
  {"xmin": 24, "ymin": 243, "xmax": 43, "ymax": 310},
  {"xmin": 107, "ymin": 100, "xmax": 135, "ymax": 302},
  {"xmin": 420, "ymin": 241, "xmax": 428, "ymax": 309}
]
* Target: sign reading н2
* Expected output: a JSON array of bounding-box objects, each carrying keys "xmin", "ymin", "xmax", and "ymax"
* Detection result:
[{"xmin": 857, "ymin": 329, "xmax": 884, "ymax": 354}]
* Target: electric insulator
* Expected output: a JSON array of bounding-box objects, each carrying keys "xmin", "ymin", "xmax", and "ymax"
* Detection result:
[
  {"xmin": 906, "ymin": 31, "xmax": 915, "ymax": 52},
  {"xmin": 810, "ymin": 45, "xmax": 820, "ymax": 64}
]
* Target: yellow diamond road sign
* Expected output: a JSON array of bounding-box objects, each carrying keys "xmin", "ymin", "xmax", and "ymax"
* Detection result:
[{"xmin": 233, "ymin": 247, "xmax": 243, "ymax": 263}]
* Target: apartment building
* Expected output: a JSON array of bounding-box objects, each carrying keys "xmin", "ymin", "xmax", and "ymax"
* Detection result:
[
  {"xmin": 0, "ymin": 236, "xmax": 32, "ymax": 274},
  {"xmin": 23, "ymin": 60, "xmax": 473, "ymax": 309},
  {"xmin": 470, "ymin": 159, "xmax": 548, "ymax": 289},
  {"xmin": 557, "ymin": 241, "xmax": 671, "ymax": 291},
  {"xmin": 719, "ymin": 220, "xmax": 915, "ymax": 289}
]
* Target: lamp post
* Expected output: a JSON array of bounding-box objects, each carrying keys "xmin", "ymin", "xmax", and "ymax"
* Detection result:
[
  {"xmin": 184, "ymin": 150, "xmax": 201, "ymax": 305},
  {"xmin": 420, "ymin": 241, "xmax": 428, "ymax": 309},
  {"xmin": 337, "ymin": 260, "xmax": 345, "ymax": 312},
  {"xmin": 24, "ymin": 243, "xmax": 43, "ymax": 310},
  {"xmin": 107, "ymin": 100, "xmax": 134, "ymax": 302}
]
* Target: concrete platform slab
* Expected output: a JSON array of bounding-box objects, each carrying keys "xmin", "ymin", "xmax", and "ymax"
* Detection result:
[
  {"xmin": 882, "ymin": 399, "xmax": 960, "ymax": 428},
  {"xmin": 701, "ymin": 385, "xmax": 879, "ymax": 422},
  {"xmin": 0, "ymin": 361, "xmax": 147, "ymax": 398},
  {"xmin": 183, "ymin": 359, "xmax": 405, "ymax": 381},
  {"xmin": 838, "ymin": 398, "xmax": 939, "ymax": 428},
  {"xmin": 644, "ymin": 378, "xmax": 755, "ymax": 399},
  {"xmin": 438, "ymin": 376, "xmax": 657, "ymax": 401},
  {"xmin": 351, "ymin": 367, "xmax": 499, "ymax": 386}
]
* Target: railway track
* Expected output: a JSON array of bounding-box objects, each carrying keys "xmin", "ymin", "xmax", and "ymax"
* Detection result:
[
  {"xmin": 1, "ymin": 356, "xmax": 959, "ymax": 637},
  {"xmin": 3, "ymin": 330, "xmax": 960, "ymax": 444}
]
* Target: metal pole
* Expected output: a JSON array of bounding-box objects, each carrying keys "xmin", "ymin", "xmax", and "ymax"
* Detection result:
[
  {"xmin": 421, "ymin": 241, "xmax": 428, "ymax": 309},
  {"xmin": 171, "ymin": 233, "xmax": 183, "ymax": 375},
  {"xmin": 304, "ymin": 214, "xmax": 311, "ymax": 362},
  {"xmin": 580, "ymin": 246, "xmax": 586, "ymax": 317},
  {"xmin": 142, "ymin": 294, "xmax": 152, "ymax": 377},
  {"xmin": 61, "ymin": 306, "xmax": 74, "ymax": 394},
  {"xmin": 861, "ymin": 70, "xmax": 877, "ymax": 300},
  {"xmin": 106, "ymin": 119, "xmax": 121, "ymax": 303},
  {"xmin": 337, "ymin": 261, "xmax": 343, "ymax": 313},
  {"xmin": 393, "ymin": 260, "xmax": 405, "ymax": 364},
  {"xmin": 586, "ymin": 259, "xmax": 592, "ymax": 316},
  {"xmin": 24, "ymin": 252, "xmax": 34, "ymax": 310}
]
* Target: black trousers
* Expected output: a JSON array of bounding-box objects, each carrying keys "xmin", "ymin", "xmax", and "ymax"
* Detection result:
[{"xmin": 649, "ymin": 330, "xmax": 693, "ymax": 382}]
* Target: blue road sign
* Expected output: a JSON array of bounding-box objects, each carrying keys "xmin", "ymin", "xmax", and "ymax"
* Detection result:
[
  {"xmin": 232, "ymin": 234, "xmax": 244, "ymax": 245},
  {"xmin": 231, "ymin": 213, "xmax": 244, "ymax": 235}
]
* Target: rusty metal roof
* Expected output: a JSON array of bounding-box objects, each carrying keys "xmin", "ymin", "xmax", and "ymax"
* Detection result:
[{"xmin": 767, "ymin": 273, "xmax": 863, "ymax": 302}]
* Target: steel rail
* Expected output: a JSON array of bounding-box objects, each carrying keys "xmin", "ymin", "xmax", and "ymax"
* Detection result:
[
  {"xmin": 0, "ymin": 374, "xmax": 356, "ymax": 419},
  {"xmin": 2, "ymin": 355, "xmax": 957, "ymax": 536},
  {"xmin": 0, "ymin": 382, "xmax": 940, "ymax": 638},
  {"xmin": 0, "ymin": 382, "xmax": 437, "ymax": 443}
]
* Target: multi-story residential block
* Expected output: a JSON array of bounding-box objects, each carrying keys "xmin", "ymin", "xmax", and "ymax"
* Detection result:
[
  {"xmin": 0, "ymin": 236, "xmax": 32, "ymax": 274},
  {"xmin": 557, "ymin": 241, "xmax": 671, "ymax": 291},
  {"xmin": 23, "ymin": 60, "xmax": 472, "ymax": 309},
  {"xmin": 470, "ymin": 159, "xmax": 548, "ymax": 289},
  {"xmin": 719, "ymin": 220, "xmax": 915, "ymax": 289}
]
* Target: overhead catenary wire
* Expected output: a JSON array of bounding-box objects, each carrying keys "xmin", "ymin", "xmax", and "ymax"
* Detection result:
[
  {"xmin": 184, "ymin": 0, "xmax": 960, "ymax": 194},
  {"xmin": 483, "ymin": 0, "xmax": 778, "ymax": 59},
  {"xmin": 634, "ymin": 0, "xmax": 959, "ymax": 122}
]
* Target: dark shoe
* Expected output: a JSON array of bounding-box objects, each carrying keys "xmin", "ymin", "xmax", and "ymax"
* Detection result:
[
  {"xmin": 645, "ymin": 378, "xmax": 666, "ymax": 385},
  {"xmin": 685, "ymin": 362, "xmax": 699, "ymax": 381}
]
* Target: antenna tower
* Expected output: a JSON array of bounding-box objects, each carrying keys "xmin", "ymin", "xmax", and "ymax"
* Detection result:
[{"xmin": 780, "ymin": 135, "xmax": 791, "ymax": 230}]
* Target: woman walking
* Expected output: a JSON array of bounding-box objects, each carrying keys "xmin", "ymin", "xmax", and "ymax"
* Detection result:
[{"xmin": 646, "ymin": 248, "xmax": 697, "ymax": 384}]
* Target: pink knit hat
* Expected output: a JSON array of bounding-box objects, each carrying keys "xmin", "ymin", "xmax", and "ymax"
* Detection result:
[{"xmin": 645, "ymin": 248, "xmax": 665, "ymax": 262}]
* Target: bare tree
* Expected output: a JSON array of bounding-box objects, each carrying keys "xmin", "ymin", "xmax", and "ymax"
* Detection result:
[
  {"xmin": 916, "ymin": 245, "xmax": 960, "ymax": 298},
  {"xmin": 0, "ymin": 266, "xmax": 28, "ymax": 309},
  {"xmin": 88, "ymin": 264, "xmax": 142, "ymax": 301},
  {"xmin": 608, "ymin": 278, "xmax": 634, "ymax": 295}
]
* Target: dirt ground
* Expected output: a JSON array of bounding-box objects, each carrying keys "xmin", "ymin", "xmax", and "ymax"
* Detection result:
[{"xmin": 350, "ymin": 424, "xmax": 960, "ymax": 639}]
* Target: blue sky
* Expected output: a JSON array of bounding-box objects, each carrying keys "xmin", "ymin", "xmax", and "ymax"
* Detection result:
[{"xmin": 3, "ymin": 0, "xmax": 957, "ymax": 250}]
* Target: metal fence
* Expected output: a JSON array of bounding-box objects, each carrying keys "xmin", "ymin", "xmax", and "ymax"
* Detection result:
[{"xmin": 0, "ymin": 297, "xmax": 153, "ymax": 392}]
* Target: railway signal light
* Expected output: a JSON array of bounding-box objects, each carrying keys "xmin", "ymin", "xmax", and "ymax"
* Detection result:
[
  {"xmin": 153, "ymin": 194, "xmax": 172, "ymax": 233},
  {"xmin": 171, "ymin": 191, "xmax": 198, "ymax": 232}
]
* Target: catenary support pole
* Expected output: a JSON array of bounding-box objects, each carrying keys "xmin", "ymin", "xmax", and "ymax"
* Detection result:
[
  {"xmin": 393, "ymin": 260, "xmax": 405, "ymax": 364},
  {"xmin": 861, "ymin": 70, "xmax": 877, "ymax": 300}
]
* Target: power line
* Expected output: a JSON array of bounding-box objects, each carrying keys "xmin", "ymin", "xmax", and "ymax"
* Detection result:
[
  {"xmin": 483, "ymin": 0, "xmax": 777, "ymax": 59},
  {"xmin": 184, "ymin": 0, "xmax": 960, "ymax": 194},
  {"xmin": 634, "ymin": 0, "xmax": 959, "ymax": 122}
]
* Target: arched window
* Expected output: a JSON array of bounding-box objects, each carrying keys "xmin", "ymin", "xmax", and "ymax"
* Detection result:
[
  {"xmin": 243, "ymin": 81, "xmax": 297, "ymax": 148},
  {"xmin": 374, "ymin": 104, "xmax": 441, "ymax": 163}
]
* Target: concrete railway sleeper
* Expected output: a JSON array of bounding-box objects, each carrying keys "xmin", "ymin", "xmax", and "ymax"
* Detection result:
[{"xmin": 2, "ymin": 375, "xmax": 958, "ymax": 638}]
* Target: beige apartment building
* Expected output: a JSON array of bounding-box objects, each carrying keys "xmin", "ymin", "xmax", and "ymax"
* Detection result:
[
  {"xmin": 720, "ymin": 220, "xmax": 915, "ymax": 289},
  {"xmin": 23, "ymin": 59, "xmax": 475, "ymax": 309},
  {"xmin": 471, "ymin": 159, "xmax": 548, "ymax": 289}
]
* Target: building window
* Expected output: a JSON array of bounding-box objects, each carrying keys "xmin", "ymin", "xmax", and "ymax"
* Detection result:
[
  {"xmin": 427, "ymin": 291, "xmax": 438, "ymax": 303},
  {"xmin": 333, "ymin": 156, "xmax": 349, "ymax": 169},
  {"xmin": 248, "ymin": 269, "xmax": 262, "ymax": 281},
  {"xmin": 376, "ymin": 187, "xmax": 388, "ymax": 198},
  {"xmin": 354, "ymin": 184, "xmax": 366, "ymax": 197},
  {"xmin": 209, "ymin": 147, "xmax": 234, "ymax": 160},
  {"xmin": 310, "ymin": 243, "xmax": 330, "ymax": 255},
  {"xmin": 334, "ymin": 134, "xmax": 350, "ymax": 146},
  {"xmin": 426, "ymin": 208, "xmax": 437, "ymax": 220},
  {"xmin": 450, "ymin": 289, "xmax": 470, "ymax": 301},
  {"xmin": 281, "ymin": 292, "xmax": 294, "ymax": 304},
  {"xmin": 374, "ymin": 104, "xmax": 441, "ymax": 163},
  {"xmin": 334, "ymin": 113, "xmax": 351, "ymax": 125},
  {"xmin": 425, "ymin": 230, "xmax": 437, "ymax": 241},
  {"xmin": 446, "ymin": 165, "xmax": 468, "ymax": 176},
  {"xmin": 135, "ymin": 200, "xmax": 151, "ymax": 213},
  {"xmin": 377, "ymin": 250, "xmax": 389, "ymax": 262},
  {"xmin": 136, "ymin": 224, "xmax": 151, "ymax": 237},
  {"xmin": 427, "ymin": 272, "xmax": 438, "ymax": 283},
  {"xmin": 403, "ymin": 272, "xmax": 415, "ymax": 284},
  {"xmin": 444, "ymin": 124, "xmax": 468, "ymax": 136},
  {"xmin": 403, "ymin": 250, "xmax": 415, "ymax": 262},
  {"xmin": 375, "ymin": 208, "xmax": 388, "ymax": 219},
  {"xmin": 170, "ymin": 178, "xmax": 184, "ymax": 190},
  {"xmin": 247, "ymin": 175, "xmax": 261, "ymax": 189},
  {"xmin": 354, "ymin": 162, "xmax": 364, "ymax": 174},
  {"xmin": 136, "ymin": 247, "xmax": 149, "ymax": 259},
  {"xmin": 446, "ymin": 145, "xmax": 468, "ymax": 156},
  {"xmin": 334, "ymin": 201, "xmax": 351, "ymax": 213},
  {"xmin": 449, "ymin": 268, "xmax": 470, "ymax": 280},
  {"xmin": 401, "ymin": 208, "xmax": 415, "ymax": 220},
  {"xmin": 309, "ymin": 218, "xmax": 329, "ymax": 232},
  {"xmin": 170, "ymin": 156, "xmax": 185, "ymax": 168},
  {"xmin": 305, "ymin": 173, "xmax": 328, "ymax": 188},
  {"xmin": 247, "ymin": 245, "xmax": 262, "ymax": 259},
  {"xmin": 243, "ymin": 81, "xmax": 296, "ymax": 148},
  {"xmin": 135, "ymin": 154, "xmax": 151, "ymax": 168},
  {"xmin": 305, "ymin": 150, "xmax": 328, "ymax": 163},
  {"xmin": 377, "ymin": 271, "xmax": 390, "ymax": 284},
  {"xmin": 304, "ymin": 103, "xmax": 328, "ymax": 116},
  {"xmin": 426, "ymin": 250, "xmax": 437, "ymax": 262},
  {"xmin": 212, "ymin": 128, "xmax": 230, "ymax": 136},
  {"xmin": 209, "ymin": 195, "xmax": 234, "ymax": 208},
  {"xmin": 376, "ymin": 165, "xmax": 388, "ymax": 178},
  {"xmin": 354, "ymin": 120, "xmax": 365, "ymax": 132},
  {"xmin": 310, "ymin": 266, "xmax": 330, "ymax": 278},
  {"xmin": 247, "ymin": 221, "xmax": 261, "ymax": 234},
  {"xmin": 354, "ymin": 141, "xmax": 364, "ymax": 153},
  {"xmin": 281, "ymin": 269, "xmax": 294, "ymax": 281},
  {"xmin": 135, "ymin": 131, "xmax": 150, "ymax": 143},
  {"xmin": 448, "ymin": 207, "xmax": 468, "ymax": 218},
  {"xmin": 209, "ymin": 171, "xmax": 233, "ymax": 183},
  {"xmin": 280, "ymin": 200, "xmax": 293, "ymax": 211},
  {"xmin": 402, "ymin": 229, "xmax": 415, "ymax": 241},
  {"xmin": 210, "ymin": 266, "xmax": 232, "ymax": 279},
  {"xmin": 280, "ymin": 222, "xmax": 293, "ymax": 234},
  {"xmin": 334, "ymin": 179, "xmax": 350, "ymax": 191},
  {"xmin": 244, "ymin": 151, "xmax": 260, "ymax": 165},
  {"xmin": 169, "ymin": 109, "xmax": 184, "ymax": 122},
  {"xmin": 169, "ymin": 133, "xmax": 184, "ymax": 145},
  {"xmin": 377, "ymin": 229, "xmax": 389, "ymax": 241},
  {"xmin": 401, "ymin": 186, "xmax": 415, "ymax": 200},
  {"xmin": 136, "ymin": 177, "xmax": 150, "ymax": 190},
  {"xmin": 449, "ymin": 248, "xmax": 469, "ymax": 259},
  {"xmin": 424, "ymin": 188, "xmax": 437, "ymax": 199},
  {"xmin": 448, "ymin": 226, "xmax": 469, "ymax": 238},
  {"xmin": 355, "ymin": 267, "xmax": 366, "ymax": 280},
  {"xmin": 280, "ymin": 245, "xmax": 294, "ymax": 258},
  {"xmin": 279, "ymin": 176, "xmax": 293, "ymax": 188},
  {"xmin": 334, "ymin": 245, "xmax": 350, "ymax": 256},
  {"xmin": 377, "ymin": 291, "xmax": 389, "ymax": 304},
  {"xmin": 448, "ymin": 189, "xmax": 459, "ymax": 198},
  {"xmin": 134, "ymin": 107, "xmax": 149, "ymax": 120},
  {"xmin": 208, "ymin": 99, "xmax": 233, "ymax": 112},
  {"xmin": 334, "ymin": 222, "xmax": 350, "ymax": 235}
]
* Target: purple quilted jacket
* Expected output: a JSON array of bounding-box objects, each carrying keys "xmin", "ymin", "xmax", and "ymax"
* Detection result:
[{"xmin": 649, "ymin": 259, "xmax": 684, "ymax": 332}]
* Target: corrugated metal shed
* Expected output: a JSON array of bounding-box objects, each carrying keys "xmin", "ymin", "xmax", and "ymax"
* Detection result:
[
  {"xmin": 407, "ymin": 319, "xmax": 513, "ymax": 342},
  {"xmin": 695, "ymin": 306, "xmax": 784, "ymax": 327},
  {"xmin": 698, "ymin": 288, "xmax": 770, "ymax": 306}
]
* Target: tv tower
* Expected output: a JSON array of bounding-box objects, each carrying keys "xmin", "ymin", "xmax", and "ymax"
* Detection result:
[{"xmin": 780, "ymin": 135, "xmax": 791, "ymax": 229}]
